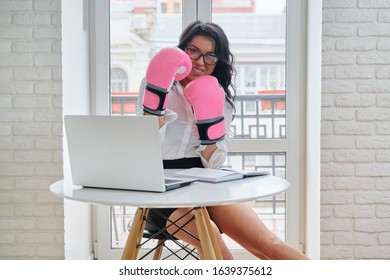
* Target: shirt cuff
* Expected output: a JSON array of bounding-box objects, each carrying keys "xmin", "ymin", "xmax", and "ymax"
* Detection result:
[
  {"xmin": 195, "ymin": 139, "xmax": 229, "ymax": 169},
  {"xmin": 158, "ymin": 109, "xmax": 178, "ymax": 144}
]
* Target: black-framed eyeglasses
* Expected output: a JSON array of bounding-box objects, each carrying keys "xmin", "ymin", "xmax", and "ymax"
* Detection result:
[{"xmin": 185, "ymin": 47, "xmax": 219, "ymax": 65}]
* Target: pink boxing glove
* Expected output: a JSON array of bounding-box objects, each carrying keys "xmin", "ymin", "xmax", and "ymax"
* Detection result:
[
  {"xmin": 184, "ymin": 76, "xmax": 226, "ymax": 144},
  {"xmin": 143, "ymin": 47, "xmax": 192, "ymax": 116}
]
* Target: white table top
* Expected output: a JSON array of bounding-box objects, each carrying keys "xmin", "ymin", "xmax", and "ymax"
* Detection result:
[{"xmin": 50, "ymin": 170, "xmax": 290, "ymax": 208}]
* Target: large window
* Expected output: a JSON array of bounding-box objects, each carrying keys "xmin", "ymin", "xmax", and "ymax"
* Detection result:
[{"xmin": 92, "ymin": 0, "xmax": 307, "ymax": 259}]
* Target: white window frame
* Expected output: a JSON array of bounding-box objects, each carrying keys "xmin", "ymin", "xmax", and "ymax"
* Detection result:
[{"xmin": 89, "ymin": 0, "xmax": 321, "ymax": 260}]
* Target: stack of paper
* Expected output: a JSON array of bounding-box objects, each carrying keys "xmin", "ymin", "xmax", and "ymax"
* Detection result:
[{"xmin": 174, "ymin": 167, "xmax": 269, "ymax": 183}]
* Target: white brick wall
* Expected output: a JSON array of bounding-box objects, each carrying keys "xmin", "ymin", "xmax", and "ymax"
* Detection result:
[
  {"xmin": 322, "ymin": 0, "xmax": 390, "ymax": 259},
  {"xmin": 0, "ymin": 0, "xmax": 64, "ymax": 259}
]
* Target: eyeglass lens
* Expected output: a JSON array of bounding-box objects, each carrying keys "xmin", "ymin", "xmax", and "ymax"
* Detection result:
[{"xmin": 186, "ymin": 47, "xmax": 218, "ymax": 65}]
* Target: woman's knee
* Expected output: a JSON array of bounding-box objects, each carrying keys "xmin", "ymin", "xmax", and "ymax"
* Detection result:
[{"xmin": 166, "ymin": 208, "xmax": 194, "ymax": 234}]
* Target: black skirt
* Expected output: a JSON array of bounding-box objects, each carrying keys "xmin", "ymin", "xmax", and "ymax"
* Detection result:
[{"xmin": 144, "ymin": 157, "xmax": 204, "ymax": 232}]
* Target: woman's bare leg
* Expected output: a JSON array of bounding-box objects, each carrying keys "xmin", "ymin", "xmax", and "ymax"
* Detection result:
[
  {"xmin": 208, "ymin": 203, "xmax": 309, "ymax": 260},
  {"xmin": 166, "ymin": 208, "xmax": 234, "ymax": 260}
]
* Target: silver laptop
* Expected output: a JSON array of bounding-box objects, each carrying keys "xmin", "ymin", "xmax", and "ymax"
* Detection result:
[{"xmin": 64, "ymin": 115, "xmax": 197, "ymax": 192}]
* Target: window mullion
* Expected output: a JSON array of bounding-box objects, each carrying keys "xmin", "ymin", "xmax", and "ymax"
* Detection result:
[
  {"xmin": 182, "ymin": 0, "xmax": 197, "ymax": 28},
  {"xmin": 90, "ymin": 0, "xmax": 110, "ymax": 116},
  {"xmin": 229, "ymin": 139, "xmax": 288, "ymax": 153},
  {"xmin": 197, "ymin": 0, "xmax": 212, "ymax": 21}
]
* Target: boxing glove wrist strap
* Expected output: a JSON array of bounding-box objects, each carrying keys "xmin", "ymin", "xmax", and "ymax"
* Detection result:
[
  {"xmin": 196, "ymin": 116, "xmax": 225, "ymax": 145},
  {"xmin": 143, "ymin": 84, "xmax": 169, "ymax": 116}
]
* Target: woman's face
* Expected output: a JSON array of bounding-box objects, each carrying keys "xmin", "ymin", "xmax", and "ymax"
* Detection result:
[{"xmin": 182, "ymin": 35, "xmax": 217, "ymax": 85}]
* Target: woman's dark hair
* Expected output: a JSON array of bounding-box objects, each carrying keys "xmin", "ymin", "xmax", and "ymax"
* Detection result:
[{"xmin": 178, "ymin": 21, "xmax": 237, "ymax": 111}]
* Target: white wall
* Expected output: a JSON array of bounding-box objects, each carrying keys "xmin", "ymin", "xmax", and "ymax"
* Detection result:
[
  {"xmin": 0, "ymin": 0, "xmax": 64, "ymax": 259},
  {"xmin": 62, "ymin": 0, "xmax": 92, "ymax": 259},
  {"xmin": 321, "ymin": 0, "xmax": 390, "ymax": 259}
]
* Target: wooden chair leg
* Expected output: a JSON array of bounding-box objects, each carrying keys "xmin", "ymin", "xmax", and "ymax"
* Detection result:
[
  {"xmin": 153, "ymin": 240, "xmax": 164, "ymax": 260},
  {"xmin": 201, "ymin": 207, "xmax": 223, "ymax": 260},
  {"xmin": 122, "ymin": 208, "xmax": 149, "ymax": 260},
  {"xmin": 193, "ymin": 207, "xmax": 216, "ymax": 260}
]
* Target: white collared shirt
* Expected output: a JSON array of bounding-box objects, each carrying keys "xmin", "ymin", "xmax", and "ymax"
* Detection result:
[{"xmin": 137, "ymin": 79, "xmax": 233, "ymax": 169}]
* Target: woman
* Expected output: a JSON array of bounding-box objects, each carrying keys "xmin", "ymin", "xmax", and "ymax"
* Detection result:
[{"xmin": 137, "ymin": 20, "xmax": 308, "ymax": 260}]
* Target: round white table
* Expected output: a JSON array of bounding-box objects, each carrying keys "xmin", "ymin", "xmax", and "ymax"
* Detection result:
[{"xmin": 50, "ymin": 171, "xmax": 290, "ymax": 260}]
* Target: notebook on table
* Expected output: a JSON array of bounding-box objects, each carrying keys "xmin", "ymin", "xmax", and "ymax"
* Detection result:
[
  {"xmin": 64, "ymin": 115, "xmax": 197, "ymax": 192},
  {"xmin": 174, "ymin": 167, "xmax": 270, "ymax": 183}
]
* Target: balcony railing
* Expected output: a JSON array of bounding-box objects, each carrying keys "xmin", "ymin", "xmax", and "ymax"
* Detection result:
[{"xmin": 231, "ymin": 93, "xmax": 286, "ymax": 139}]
